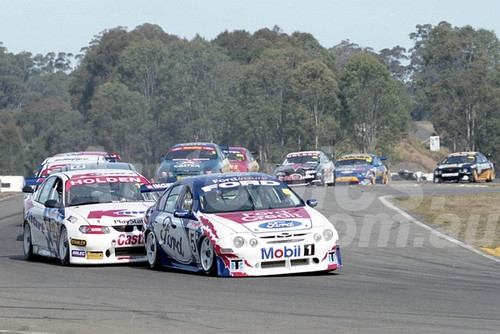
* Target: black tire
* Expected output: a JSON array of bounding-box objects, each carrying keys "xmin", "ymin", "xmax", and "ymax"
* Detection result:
[
  {"xmin": 199, "ymin": 237, "xmax": 217, "ymax": 276},
  {"xmin": 58, "ymin": 227, "xmax": 70, "ymax": 265},
  {"xmin": 23, "ymin": 223, "xmax": 34, "ymax": 261},
  {"xmin": 145, "ymin": 231, "xmax": 161, "ymax": 270},
  {"xmin": 470, "ymin": 170, "xmax": 478, "ymax": 183}
]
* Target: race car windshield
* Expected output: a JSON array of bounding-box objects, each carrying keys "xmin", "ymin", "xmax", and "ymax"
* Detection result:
[
  {"xmin": 226, "ymin": 151, "xmax": 245, "ymax": 161},
  {"xmin": 336, "ymin": 158, "xmax": 371, "ymax": 166},
  {"xmin": 283, "ymin": 155, "xmax": 318, "ymax": 165},
  {"xmin": 67, "ymin": 182, "xmax": 156, "ymax": 206},
  {"xmin": 442, "ymin": 155, "xmax": 475, "ymax": 164},
  {"xmin": 166, "ymin": 148, "xmax": 217, "ymax": 160},
  {"xmin": 200, "ymin": 184, "xmax": 303, "ymax": 213}
]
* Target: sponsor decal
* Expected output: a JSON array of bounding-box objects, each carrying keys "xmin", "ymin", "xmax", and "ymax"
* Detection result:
[
  {"xmin": 70, "ymin": 238, "xmax": 87, "ymax": 246},
  {"xmin": 68, "ymin": 176, "xmax": 143, "ymax": 186},
  {"xmin": 113, "ymin": 218, "xmax": 143, "ymax": 225},
  {"xmin": 86, "ymin": 251, "xmax": 103, "ymax": 260},
  {"xmin": 87, "ymin": 209, "xmax": 145, "ymax": 219},
  {"xmin": 259, "ymin": 220, "xmax": 302, "ymax": 229},
  {"xmin": 282, "ymin": 173, "xmax": 303, "ymax": 181},
  {"xmin": 230, "ymin": 259, "xmax": 244, "ymax": 271},
  {"xmin": 72, "ymin": 250, "xmax": 86, "ymax": 258},
  {"xmin": 287, "ymin": 152, "xmax": 318, "ymax": 158},
  {"xmin": 115, "ymin": 233, "xmax": 144, "ymax": 246},
  {"xmin": 261, "ymin": 244, "xmax": 315, "ymax": 260},
  {"xmin": 216, "ymin": 208, "xmax": 309, "ymax": 223},
  {"xmin": 202, "ymin": 179, "xmax": 280, "ymax": 192}
]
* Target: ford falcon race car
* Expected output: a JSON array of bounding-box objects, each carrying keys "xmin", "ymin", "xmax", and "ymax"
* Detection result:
[
  {"xmin": 334, "ymin": 154, "xmax": 389, "ymax": 185},
  {"xmin": 223, "ymin": 147, "xmax": 260, "ymax": 172},
  {"xmin": 143, "ymin": 173, "xmax": 342, "ymax": 277},
  {"xmin": 433, "ymin": 151, "xmax": 495, "ymax": 183},
  {"xmin": 22, "ymin": 169, "xmax": 157, "ymax": 265},
  {"xmin": 155, "ymin": 142, "xmax": 230, "ymax": 183},
  {"xmin": 273, "ymin": 151, "xmax": 335, "ymax": 186}
]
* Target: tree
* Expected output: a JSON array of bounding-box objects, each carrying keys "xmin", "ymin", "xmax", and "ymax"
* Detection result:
[{"xmin": 340, "ymin": 52, "xmax": 412, "ymax": 153}]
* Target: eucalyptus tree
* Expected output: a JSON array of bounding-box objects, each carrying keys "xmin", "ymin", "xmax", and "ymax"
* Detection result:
[
  {"xmin": 410, "ymin": 22, "xmax": 500, "ymax": 151},
  {"xmin": 340, "ymin": 52, "xmax": 412, "ymax": 153}
]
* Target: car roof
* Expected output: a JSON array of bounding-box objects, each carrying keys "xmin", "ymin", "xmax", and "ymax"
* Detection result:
[
  {"xmin": 448, "ymin": 151, "xmax": 478, "ymax": 156},
  {"xmin": 57, "ymin": 162, "xmax": 137, "ymax": 172},
  {"xmin": 177, "ymin": 172, "xmax": 278, "ymax": 189},
  {"xmin": 53, "ymin": 168, "xmax": 145, "ymax": 179},
  {"xmin": 172, "ymin": 142, "xmax": 218, "ymax": 147},
  {"xmin": 339, "ymin": 153, "xmax": 375, "ymax": 158},
  {"xmin": 286, "ymin": 151, "xmax": 322, "ymax": 156}
]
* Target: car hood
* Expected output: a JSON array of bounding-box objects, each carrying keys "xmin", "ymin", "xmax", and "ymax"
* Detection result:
[
  {"xmin": 66, "ymin": 202, "xmax": 153, "ymax": 225},
  {"xmin": 159, "ymin": 159, "xmax": 219, "ymax": 172},
  {"xmin": 275, "ymin": 163, "xmax": 318, "ymax": 173},
  {"xmin": 435, "ymin": 162, "xmax": 475, "ymax": 170},
  {"xmin": 199, "ymin": 206, "xmax": 329, "ymax": 234}
]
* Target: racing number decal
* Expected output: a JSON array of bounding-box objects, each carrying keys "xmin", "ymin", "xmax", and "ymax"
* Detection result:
[{"xmin": 189, "ymin": 230, "xmax": 200, "ymax": 263}]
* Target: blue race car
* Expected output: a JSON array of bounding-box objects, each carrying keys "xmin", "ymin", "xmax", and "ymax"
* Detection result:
[
  {"xmin": 142, "ymin": 172, "xmax": 342, "ymax": 277},
  {"xmin": 334, "ymin": 154, "xmax": 389, "ymax": 185},
  {"xmin": 155, "ymin": 142, "xmax": 230, "ymax": 183}
]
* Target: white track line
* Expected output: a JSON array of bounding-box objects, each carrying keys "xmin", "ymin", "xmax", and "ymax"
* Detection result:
[{"xmin": 379, "ymin": 195, "xmax": 500, "ymax": 263}]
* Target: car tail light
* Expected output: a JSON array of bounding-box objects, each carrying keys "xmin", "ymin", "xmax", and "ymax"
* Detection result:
[{"xmin": 79, "ymin": 225, "xmax": 110, "ymax": 234}]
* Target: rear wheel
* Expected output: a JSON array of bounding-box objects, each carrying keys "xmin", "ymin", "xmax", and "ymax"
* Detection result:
[
  {"xmin": 23, "ymin": 223, "xmax": 34, "ymax": 261},
  {"xmin": 58, "ymin": 227, "xmax": 70, "ymax": 265},
  {"xmin": 486, "ymin": 170, "xmax": 494, "ymax": 182},
  {"xmin": 200, "ymin": 237, "xmax": 217, "ymax": 276},
  {"xmin": 146, "ymin": 231, "xmax": 161, "ymax": 270},
  {"xmin": 369, "ymin": 173, "xmax": 376, "ymax": 185}
]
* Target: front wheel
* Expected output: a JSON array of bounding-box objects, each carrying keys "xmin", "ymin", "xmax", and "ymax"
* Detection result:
[
  {"xmin": 470, "ymin": 170, "xmax": 478, "ymax": 183},
  {"xmin": 199, "ymin": 237, "xmax": 217, "ymax": 276},
  {"xmin": 58, "ymin": 227, "xmax": 70, "ymax": 265},
  {"xmin": 382, "ymin": 172, "xmax": 389, "ymax": 184},
  {"xmin": 486, "ymin": 170, "xmax": 494, "ymax": 182},
  {"xmin": 146, "ymin": 231, "xmax": 161, "ymax": 270},
  {"xmin": 23, "ymin": 223, "xmax": 34, "ymax": 261}
]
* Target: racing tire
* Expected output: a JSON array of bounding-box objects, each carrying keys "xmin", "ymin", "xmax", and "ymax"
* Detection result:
[
  {"xmin": 370, "ymin": 173, "xmax": 376, "ymax": 185},
  {"xmin": 486, "ymin": 170, "xmax": 494, "ymax": 182},
  {"xmin": 58, "ymin": 227, "xmax": 70, "ymax": 266},
  {"xmin": 382, "ymin": 172, "xmax": 389, "ymax": 184},
  {"xmin": 319, "ymin": 173, "xmax": 327, "ymax": 187},
  {"xmin": 145, "ymin": 231, "xmax": 161, "ymax": 270},
  {"xmin": 471, "ymin": 170, "xmax": 478, "ymax": 183},
  {"xmin": 23, "ymin": 223, "xmax": 34, "ymax": 261},
  {"xmin": 199, "ymin": 236, "xmax": 217, "ymax": 276}
]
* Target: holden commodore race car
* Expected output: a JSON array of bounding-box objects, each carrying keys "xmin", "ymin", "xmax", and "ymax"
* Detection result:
[
  {"xmin": 22, "ymin": 169, "xmax": 157, "ymax": 265},
  {"xmin": 433, "ymin": 151, "xmax": 495, "ymax": 183},
  {"xmin": 273, "ymin": 151, "xmax": 335, "ymax": 186},
  {"xmin": 155, "ymin": 142, "xmax": 230, "ymax": 183},
  {"xmin": 334, "ymin": 154, "xmax": 389, "ymax": 185},
  {"xmin": 223, "ymin": 147, "xmax": 260, "ymax": 172},
  {"xmin": 143, "ymin": 173, "xmax": 342, "ymax": 277}
]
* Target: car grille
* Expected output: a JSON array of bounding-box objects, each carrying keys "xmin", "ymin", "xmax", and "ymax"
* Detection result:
[
  {"xmin": 261, "ymin": 258, "xmax": 312, "ymax": 269},
  {"xmin": 112, "ymin": 225, "xmax": 143, "ymax": 232},
  {"xmin": 260, "ymin": 233, "xmax": 307, "ymax": 244},
  {"xmin": 441, "ymin": 167, "xmax": 459, "ymax": 173},
  {"xmin": 114, "ymin": 246, "xmax": 146, "ymax": 257}
]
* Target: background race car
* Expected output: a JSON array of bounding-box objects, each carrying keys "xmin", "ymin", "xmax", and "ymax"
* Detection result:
[
  {"xmin": 273, "ymin": 151, "xmax": 334, "ymax": 186},
  {"xmin": 433, "ymin": 151, "xmax": 495, "ymax": 183},
  {"xmin": 155, "ymin": 142, "xmax": 230, "ymax": 183},
  {"xmin": 223, "ymin": 147, "xmax": 259, "ymax": 172},
  {"xmin": 334, "ymin": 153, "xmax": 389, "ymax": 185},
  {"xmin": 22, "ymin": 169, "xmax": 157, "ymax": 265},
  {"xmin": 143, "ymin": 173, "xmax": 341, "ymax": 277}
]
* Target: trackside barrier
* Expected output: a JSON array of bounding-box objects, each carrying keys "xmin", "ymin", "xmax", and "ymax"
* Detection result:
[{"xmin": 0, "ymin": 176, "xmax": 24, "ymax": 192}]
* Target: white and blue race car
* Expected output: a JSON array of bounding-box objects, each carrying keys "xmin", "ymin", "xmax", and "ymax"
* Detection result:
[
  {"xmin": 334, "ymin": 153, "xmax": 389, "ymax": 185},
  {"xmin": 143, "ymin": 172, "xmax": 342, "ymax": 277}
]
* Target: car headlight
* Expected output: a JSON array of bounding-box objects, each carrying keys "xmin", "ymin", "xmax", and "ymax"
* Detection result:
[
  {"xmin": 313, "ymin": 233, "xmax": 322, "ymax": 242},
  {"xmin": 460, "ymin": 168, "xmax": 469, "ymax": 173},
  {"xmin": 168, "ymin": 171, "xmax": 174, "ymax": 177},
  {"xmin": 249, "ymin": 238, "xmax": 258, "ymax": 247},
  {"xmin": 233, "ymin": 236, "xmax": 245, "ymax": 248},
  {"xmin": 323, "ymin": 229, "xmax": 334, "ymax": 241},
  {"xmin": 79, "ymin": 225, "xmax": 110, "ymax": 234},
  {"xmin": 434, "ymin": 170, "xmax": 441, "ymax": 175},
  {"xmin": 305, "ymin": 170, "xmax": 316, "ymax": 174},
  {"xmin": 275, "ymin": 172, "xmax": 285, "ymax": 176}
]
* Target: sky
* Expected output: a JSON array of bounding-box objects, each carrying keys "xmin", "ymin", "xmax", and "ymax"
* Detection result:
[{"xmin": 2, "ymin": 0, "xmax": 500, "ymax": 56}]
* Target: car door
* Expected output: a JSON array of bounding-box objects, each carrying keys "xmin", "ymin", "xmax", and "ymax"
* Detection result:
[
  {"xmin": 30, "ymin": 176, "xmax": 64, "ymax": 252},
  {"xmin": 153, "ymin": 184, "xmax": 193, "ymax": 264}
]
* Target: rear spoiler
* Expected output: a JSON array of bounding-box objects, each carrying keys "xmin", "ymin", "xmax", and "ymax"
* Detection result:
[
  {"xmin": 140, "ymin": 183, "xmax": 172, "ymax": 193},
  {"xmin": 24, "ymin": 177, "xmax": 45, "ymax": 187}
]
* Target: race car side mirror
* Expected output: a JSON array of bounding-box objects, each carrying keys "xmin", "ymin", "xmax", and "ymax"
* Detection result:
[
  {"xmin": 306, "ymin": 199, "xmax": 318, "ymax": 208},
  {"xmin": 22, "ymin": 185, "xmax": 34, "ymax": 193},
  {"xmin": 44, "ymin": 199, "xmax": 61, "ymax": 209},
  {"xmin": 174, "ymin": 209, "xmax": 197, "ymax": 221}
]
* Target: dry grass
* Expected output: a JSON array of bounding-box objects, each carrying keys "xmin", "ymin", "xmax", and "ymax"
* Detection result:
[{"xmin": 395, "ymin": 193, "xmax": 500, "ymax": 250}]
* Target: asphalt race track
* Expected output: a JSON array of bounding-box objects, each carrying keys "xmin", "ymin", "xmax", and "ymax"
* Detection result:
[{"xmin": 1, "ymin": 181, "xmax": 499, "ymax": 333}]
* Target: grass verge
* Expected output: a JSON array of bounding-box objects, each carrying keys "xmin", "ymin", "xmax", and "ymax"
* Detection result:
[{"xmin": 395, "ymin": 193, "xmax": 500, "ymax": 257}]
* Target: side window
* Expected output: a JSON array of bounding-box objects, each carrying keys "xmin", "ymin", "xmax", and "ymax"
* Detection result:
[
  {"xmin": 164, "ymin": 185, "xmax": 184, "ymax": 213},
  {"xmin": 180, "ymin": 187, "xmax": 194, "ymax": 211},
  {"xmin": 477, "ymin": 153, "xmax": 485, "ymax": 163},
  {"xmin": 36, "ymin": 177, "xmax": 58, "ymax": 204}
]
